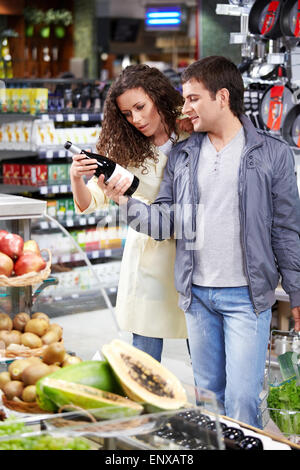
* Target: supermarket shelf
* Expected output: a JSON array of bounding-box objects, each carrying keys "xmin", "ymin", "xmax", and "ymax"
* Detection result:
[
  {"xmin": 35, "ymin": 213, "xmax": 119, "ymax": 231},
  {"xmin": 0, "ymin": 183, "xmax": 72, "ymax": 195},
  {"xmin": 37, "ymin": 112, "xmax": 103, "ymax": 123},
  {"xmin": 0, "ymin": 113, "xmax": 36, "ymax": 123},
  {"xmin": 51, "ymin": 248, "xmax": 124, "ymax": 264},
  {"xmin": 0, "ymin": 150, "xmax": 37, "ymax": 161}
]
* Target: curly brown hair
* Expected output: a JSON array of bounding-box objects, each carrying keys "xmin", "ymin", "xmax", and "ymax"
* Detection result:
[{"xmin": 96, "ymin": 64, "xmax": 184, "ymax": 172}]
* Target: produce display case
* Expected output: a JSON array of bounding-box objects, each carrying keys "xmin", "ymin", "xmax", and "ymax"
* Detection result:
[
  {"xmin": 263, "ymin": 329, "xmax": 300, "ymax": 446},
  {"xmin": 0, "ymin": 384, "xmax": 298, "ymax": 451}
]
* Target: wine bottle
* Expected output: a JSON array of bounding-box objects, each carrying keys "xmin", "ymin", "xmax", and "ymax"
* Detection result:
[{"xmin": 65, "ymin": 141, "xmax": 139, "ymax": 197}]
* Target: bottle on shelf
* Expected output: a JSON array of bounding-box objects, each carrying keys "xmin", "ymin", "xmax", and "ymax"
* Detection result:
[{"xmin": 64, "ymin": 141, "xmax": 139, "ymax": 197}]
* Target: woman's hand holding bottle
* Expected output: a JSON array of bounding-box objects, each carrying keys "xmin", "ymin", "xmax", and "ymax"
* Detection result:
[
  {"xmin": 70, "ymin": 151, "xmax": 98, "ymax": 180},
  {"xmin": 97, "ymin": 174, "xmax": 130, "ymax": 205}
]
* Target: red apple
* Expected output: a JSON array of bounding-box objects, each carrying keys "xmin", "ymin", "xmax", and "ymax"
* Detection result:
[
  {"xmin": 0, "ymin": 252, "xmax": 14, "ymax": 277},
  {"xmin": 14, "ymin": 252, "xmax": 46, "ymax": 276},
  {"xmin": 23, "ymin": 239, "xmax": 40, "ymax": 255},
  {"xmin": 0, "ymin": 233, "xmax": 24, "ymax": 260},
  {"xmin": 0, "ymin": 230, "xmax": 8, "ymax": 244}
]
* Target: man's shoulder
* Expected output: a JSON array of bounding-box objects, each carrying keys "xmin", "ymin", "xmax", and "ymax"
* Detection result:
[{"xmin": 256, "ymin": 128, "xmax": 290, "ymax": 150}]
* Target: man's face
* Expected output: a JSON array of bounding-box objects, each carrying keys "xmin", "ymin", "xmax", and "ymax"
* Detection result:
[{"xmin": 182, "ymin": 78, "xmax": 220, "ymax": 133}]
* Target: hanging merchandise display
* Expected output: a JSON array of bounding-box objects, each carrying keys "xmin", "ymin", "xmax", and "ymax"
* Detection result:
[
  {"xmin": 280, "ymin": 0, "xmax": 300, "ymax": 37},
  {"xmin": 282, "ymin": 103, "xmax": 300, "ymax": 146},
  {"xmin": 249, "ymin": 0, "xmax": 283, "ymax": 39},
  {"xmin": 250, "ymin": 62, "xmax": 280, "ymax": 79},
  {"xmin": 259, "ymin": 83, "xmax": 294, "ymax": 132}
]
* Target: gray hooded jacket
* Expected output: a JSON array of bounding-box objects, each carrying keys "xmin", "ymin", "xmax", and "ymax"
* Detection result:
[{"xmin": 122, "ymin": 115, "xmax": 300, "ymax": 314}]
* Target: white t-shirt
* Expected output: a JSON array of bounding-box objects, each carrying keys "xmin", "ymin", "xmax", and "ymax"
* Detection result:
[{"xmin": 192, "ymin": 127, "xmax": 248, "ymax": 287}]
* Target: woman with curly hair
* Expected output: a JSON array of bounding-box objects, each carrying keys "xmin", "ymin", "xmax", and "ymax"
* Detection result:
[{"xmin": 70, "ymin": 64, "xmax": 189, "ymax": 361}]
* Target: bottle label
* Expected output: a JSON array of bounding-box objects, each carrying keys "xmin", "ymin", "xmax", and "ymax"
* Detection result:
[{"xmin": 106, "ymin": 163, "xmax": 134, "ymax": 185}]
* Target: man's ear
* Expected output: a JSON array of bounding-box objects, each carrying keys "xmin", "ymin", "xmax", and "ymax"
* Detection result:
[{"xmin": 216, "ymin": 88, "xmax": 230, "ymax": 108}]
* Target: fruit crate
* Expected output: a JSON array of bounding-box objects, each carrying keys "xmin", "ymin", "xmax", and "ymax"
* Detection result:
[{"xmin": 263, "ymin": 329, "xmax": 300, "ymax": 445}]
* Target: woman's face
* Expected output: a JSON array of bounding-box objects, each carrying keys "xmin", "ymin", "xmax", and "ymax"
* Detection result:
[{"xmin": 116, "ymin": 87, "xmax": 165, "ymax": 140}]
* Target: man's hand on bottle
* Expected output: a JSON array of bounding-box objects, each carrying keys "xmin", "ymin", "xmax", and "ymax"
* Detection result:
[{"xmin": 97, "ymin": 174, "xmax": 129, "ymax": 205}]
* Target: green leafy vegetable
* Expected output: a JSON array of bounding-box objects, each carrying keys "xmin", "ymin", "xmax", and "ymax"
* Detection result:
[{"xmin": 267, "ymin": 378, "xmax": 300, "ymax": 435}]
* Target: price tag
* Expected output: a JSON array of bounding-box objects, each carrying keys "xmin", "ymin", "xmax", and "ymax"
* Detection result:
[
  {"xmin": 56, "ymin": 114, "xmax": 64, "ymax": 122},
  {"xmin": 46, "ymin": 150, "xmax": 53, "ymax": 159},
  {"xmin": 60, "ymin": 185, "xmax": 68, "ymax": 193},
  {"xmin": 58, "ymin": 150, "xmax": 66, "ymax": 158},
  {"xmin": 92, "ymin": 251, "xmax": 99, "ymax": 259},
  {"xmin": 82, "ymin": 113, "xmax": 89, "ymax": 121},
  {"xmin": 40, "ymin": 186, "xmax": 48, "ymax": 195},
  {"xmin": 71, "ymin": 293, "xmax": 79, "ymax": 299},
  {"xmin": 79, "ymin": 217, "xmax": 86, "ymax": 226},
  {"xmin": 66, "ymin": 219, "xmax": 73, "ymax": 227},
  {"xmin": 67, "ymin": 114, "xmax": 75, "ymax": 122},
  {"xmin": 52, "ymin": 185, "xmax": 59, "ymax": 193},
  {"xmin": 40, "ymin": 221, "xmax": 49, "ymax": 230},
  {"xmin": 105, "ymin": 249, "xmax": 112, "ymax": 257},
  {"xmin": 41, "ymin": 114, "xmax": 49, "ymax": 121},
  {"xmin": 88, "ymin": 216, "xmax": 96, "ymax": 225}
]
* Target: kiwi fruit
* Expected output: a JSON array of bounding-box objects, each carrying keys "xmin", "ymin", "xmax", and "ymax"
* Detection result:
[
  {"xmin": 13, "ymin": 312, "xmax": 30, "ymax": 332},
  {"xmin": 22, "ymin": 385, "xmax": 37, "ymax": 403},
  {"xmin": 48, "ymin": 323, "xmax": 63, "ymax": 340},
  {"xmin": 41, "ymin": 329, "xmax": 60, "ymax": 345},
  {"xmin": 25, "ymin": 318, "xmax": 49, "ymax": 337},
  {"xmin": 0, "ymin": 313, "xmax": 13, "ymax": 331},
  {"xmin": 21, "ymin": 332, "xmax": 42, "ymax": 349},
  {"xmin": 0, "ymin": 330, "xmax": 21, "ymax": 347},
  {"xmin": 62, "ymin": 355, "xmax": 82, "ymax": 367},
  {"xmin": 48, "ymin": 364, "xmax": 61, "ymax": 373},
  {"xmin": 3, "ymin": 380, "xmax": 24, "ymax": 400},
  {"xmin": 0, "ymin": 371, "xmax": 11, "ymax": 390},
  {"xmin": 21, "ymin": 363, "xmax": 51, "ymax": 386},
  {"xmin": 31, "ymin": 312, "xmax": 49, "ymax": 323},
  {"xmin": 8, "ymin": 359, "xmax": 31, "ymax": 381},
  {"xmin": 42, "ymin": 342, "xmax": 66, "ymax": 365}
]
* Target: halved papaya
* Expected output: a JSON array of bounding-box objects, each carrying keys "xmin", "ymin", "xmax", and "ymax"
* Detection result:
[
  {"xmin": 102, "ymin": 339, "xmax": 187, "ymax": 412},
  {"xmin": 37, "ymin": 378, "xmax": 143, "ymax": 419}
]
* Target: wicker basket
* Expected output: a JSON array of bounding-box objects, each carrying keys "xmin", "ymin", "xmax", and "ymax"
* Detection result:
[
  {"xmin": 0, "ymin": 339, "xmax": 64, "ymax": 359},
  {"xmin": 2, "ymin": 394, "xmax": 49, "ymax": 414},
  {"xmin": 0, "ymin": 249, "xmax": 51, "ymax": 287}
]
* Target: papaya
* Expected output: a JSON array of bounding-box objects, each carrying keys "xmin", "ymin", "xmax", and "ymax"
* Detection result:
[
  {"xmin": 36, "ymin": 360, "xmax": 123, "ymax": 412},
  {"xmin": 102, "ymin": 339, "xmax": 188, "ymax": 412},
  {"xmin": 38, "ymin": 378, "xmax": 143, "ymax": 418}
]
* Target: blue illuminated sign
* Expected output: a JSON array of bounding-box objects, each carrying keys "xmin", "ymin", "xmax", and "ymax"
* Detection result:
[{"xmin": 145, "ymin": 5, "xmax": 185, "ymax": 30}]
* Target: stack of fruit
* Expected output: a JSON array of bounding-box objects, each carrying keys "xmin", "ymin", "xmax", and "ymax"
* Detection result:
[
  {"xmin": 0, "ymin": 231, "xmax": 46, "ymax": 278},
  {"xmin": 0, "ymin": 342, "xmax": 82, "ymax": 408},
  {"xmin": 0, "ymin": 312, "xmax": 67, "ymax": 358}
]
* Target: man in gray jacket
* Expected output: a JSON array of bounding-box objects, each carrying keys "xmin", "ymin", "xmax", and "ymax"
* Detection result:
[{"xmin": 99, "ymin": 56, "xmax": 300, "ymax": 429}]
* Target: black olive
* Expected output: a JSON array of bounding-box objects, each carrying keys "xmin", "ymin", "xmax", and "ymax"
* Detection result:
[
  {"xmin": 223, "ymin": 427, "xmax": 244, "ymax": 442},
  {"xmin": 238, "ymin": 436, "xmax": 263, "ymax": 450},
  {"xmin": 206, "ymin": 421, "xmax": 228, "ymax": 432}
]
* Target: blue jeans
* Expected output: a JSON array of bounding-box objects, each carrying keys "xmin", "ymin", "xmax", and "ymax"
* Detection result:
[
  {"xmin": 132, "ymin": 334, "xmax": 163, "ymax": 362},
  {"xmin": 132, "ymin": 334, "xmax": 191, "ymax": 363},
  {"xmin": 185, "ymin": 285, "xmax": 272, "ymax": 428}
]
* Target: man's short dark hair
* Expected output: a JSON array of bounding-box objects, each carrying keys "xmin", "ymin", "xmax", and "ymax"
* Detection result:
[{"xmin": 181, "ymin": 56, "xmax": 244, "ymax": 117}]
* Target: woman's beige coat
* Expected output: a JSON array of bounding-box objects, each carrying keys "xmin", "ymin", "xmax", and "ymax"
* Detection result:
[{"xmin": 74, "ymin": 145, "xmax": 188, "ymax": 338}]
